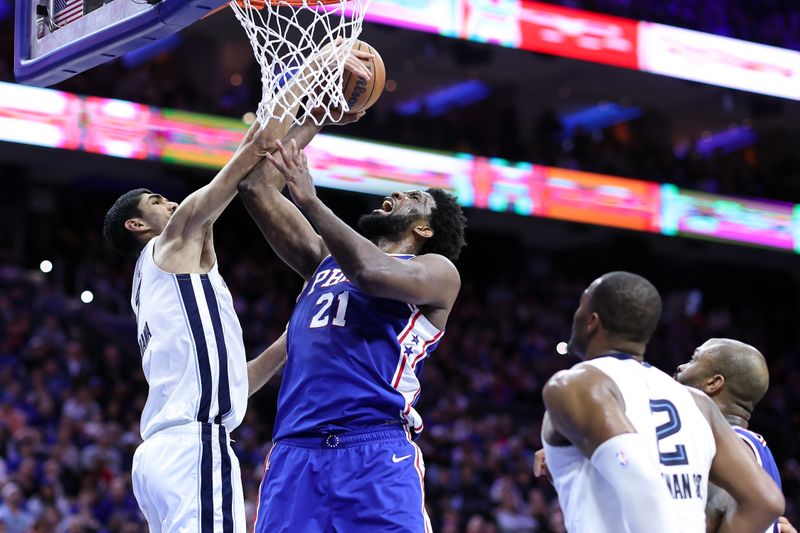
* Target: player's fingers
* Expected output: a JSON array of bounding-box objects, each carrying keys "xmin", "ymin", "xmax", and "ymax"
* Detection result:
[
  {"xmin": 350, "ymin": 49, "xmax": 374, "ymax": 60},
  {"xmin": 533, "ymin": 449, "xmax": 547, "ymax": 476},
  {"xmin": 342, "ymin": 111, "xmax": 365, "ymax": 125},
  {"xmin": 778, "ymin": 517, "xmax": 797, "ymax": 533},
  {"xmin": 300, "ymin": 149, "xmax": 308, "ymax": 166},
  {"xmin": 275, "ymin": 139, "xmax": 293, "ymax": 168},
  {"xmin": 289, "ymin": 139, "xmax": 301, "ymax": 162},
  {"xmin": 264, "ymin": 152, "xmax": 289, "ymax": 175},
  {"xmin": 345, "ymin": 57, "xmax": 370, "ymax": 80},
  {"xmin": 242, "ymin": 119, "xmax": 260, "ymax": 145}
]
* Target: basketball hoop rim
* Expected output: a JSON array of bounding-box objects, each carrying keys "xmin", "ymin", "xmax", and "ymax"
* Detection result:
[{"xmin": 270, "ymin": 0, "xmax": 346, "ymax": 5}]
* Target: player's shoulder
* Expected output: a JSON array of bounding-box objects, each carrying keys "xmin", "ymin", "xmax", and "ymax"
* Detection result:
[
  {"xmin": 412, "ymin": 253, "xmax": 459, "ymax": 275},
  {"xmin": 543, "ymin": 363, "xmax": 622, "ymax": 405},
  {"xmin": 412, "ymin": 254, "xmax": 461, "ymax": 293},
  {"xmin": 733, "ymin": 427, "xmax": 768, "ymax": 448}
]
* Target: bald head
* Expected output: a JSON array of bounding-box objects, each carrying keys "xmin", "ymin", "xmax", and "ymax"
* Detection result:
[{"xmin": 676, "ymin": 338, "xmax": 769, "ymax": 414}]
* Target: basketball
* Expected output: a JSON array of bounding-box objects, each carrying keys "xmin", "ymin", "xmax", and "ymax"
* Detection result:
[{"xmin": 342, "ymin": 40, "xmax": 386, "ymax": 113}]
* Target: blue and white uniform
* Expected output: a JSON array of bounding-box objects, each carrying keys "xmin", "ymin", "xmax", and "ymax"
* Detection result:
[
  {"xmin": 255, "ymin": 255, "xmax": 443, "ymax": 533},
  {"xmin": 734, "ymin": 427, "xmax": 782, "ymax": 533},
  {"xmin": 130, "ymin": 237, "xmax": 248, "ymax": 533},
  {"xmin": 544, "ymin": 354, "xmax": 716, "ymax": 533}
]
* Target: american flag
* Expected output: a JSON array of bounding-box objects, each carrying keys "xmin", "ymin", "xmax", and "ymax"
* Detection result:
[{"xmin": 53, "ymin": 0, "xmax": 84, "ymax": 26}]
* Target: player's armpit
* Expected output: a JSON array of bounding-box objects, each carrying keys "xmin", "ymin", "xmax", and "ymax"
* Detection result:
[
  {"xmin": 691, "ymin": 390, "xmax": 784, "ymax": 533},
  {"xmin": 541, "ymin": 364, "xmax": 634, "ymax": 458}
]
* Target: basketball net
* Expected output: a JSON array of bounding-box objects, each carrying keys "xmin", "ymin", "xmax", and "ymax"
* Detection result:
[{"xmin": 230, "ymin": 0, "xmax": 371, "ymax": 126}]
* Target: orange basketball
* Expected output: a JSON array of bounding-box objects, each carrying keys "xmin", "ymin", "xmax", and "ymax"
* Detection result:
[{"xmin": 342, "ymin": 40, "xmax": 386, "ymax": 113}]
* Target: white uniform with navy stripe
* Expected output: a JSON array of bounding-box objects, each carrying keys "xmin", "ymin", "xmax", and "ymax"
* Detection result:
[
  {"xmin": 544, "ymin": 354, "xmax": 716, "ymax": 533},
  {"xmin": 130, "ymin": 237, "xmax": 247, "ymax": 533}
]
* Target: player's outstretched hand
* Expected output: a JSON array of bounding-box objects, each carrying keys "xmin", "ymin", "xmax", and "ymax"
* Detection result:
[
  {"xmin": 310, "ymin": 106, "xmax": 366, "ymax": 128},
  {"xmin": 313, "ymin": 37, "xmax": 373, "ymax": 80},
  {"xmin": 779, "ymin": 517, "xmax": 798, "ymax": 533},
  {"xmin": 533, "ymin": 449, "xmax": 553, "ymax": 485},
  {"xmin": 265, "ymin": 139, "xmax": 316, "ymax": 208}
]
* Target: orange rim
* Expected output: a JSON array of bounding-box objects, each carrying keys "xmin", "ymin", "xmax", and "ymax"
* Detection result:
[{"xmin": 270, "ymin": 0, "xmax": 345, "ymax": 5}]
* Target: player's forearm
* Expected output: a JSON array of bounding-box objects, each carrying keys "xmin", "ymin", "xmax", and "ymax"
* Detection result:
[
  {"xmin": 239, "ymin": 182, "xmax": 326, "ymax": 279},
  {"xmin": 301, "ymin": 197, "xmax": 401, "ymax": 290},
  {"xmin": 591, "ymin": 433, "xmax": 678, "ymax": 533},
  {"xmin": 247, "ymin": 334, "xmax": 287, "ymax": 397},
  {"xmin": 717, "ymin": 501, "xmax": 783, "ymax": 533},
  {"xmin": 240, "ymin": 120, "xmax": 321, "ymax": 191}
]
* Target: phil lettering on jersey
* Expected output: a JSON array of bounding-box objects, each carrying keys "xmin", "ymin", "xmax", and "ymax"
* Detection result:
[
  {"xmin": 662, "ymin": 473, "xmax": 704, "ymax": 500},
  {"xmin": 307, "ymin": 268, "xmax": 350, "ymax": 295}
]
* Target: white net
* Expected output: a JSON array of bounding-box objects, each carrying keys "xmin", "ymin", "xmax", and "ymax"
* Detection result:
[{"xmin": 230, "ymin": 0, "xmax": 371, "ymax": 126}]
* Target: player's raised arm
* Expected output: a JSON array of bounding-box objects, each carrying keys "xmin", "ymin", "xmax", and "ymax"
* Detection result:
[
  {"xmin": 158, "ymin": 118, "xmax": 279, "ymax": 250},
  {"xmin": 264, "ymin": 139, "xmax": 461, "ymax": 310},
  {"xmin": 690, "ymin": 390, "xmax": 784, "ymax": 533},
  {"xmin": 542, "ymin": 364, "xmax": 678, "ymax": 533},
  {"xmin": 237, "ymin": 113, "xmax": 361, "ymax": 280},
  {"xmin": 238, "ymin": 52, "xmax": 370, "ymax": 280}
]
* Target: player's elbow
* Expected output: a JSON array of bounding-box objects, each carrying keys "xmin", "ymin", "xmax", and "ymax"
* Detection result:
[
  {"xmin": 762, "ymin": 484, "xmax": 785, "ymax": 519},
  {"xmin": 741, "ymin": 480, "xmax": 785, "ymax": 525},
  {"xmin": 237, "ymin": 177, "xmax": 258, "ymax": 196}
]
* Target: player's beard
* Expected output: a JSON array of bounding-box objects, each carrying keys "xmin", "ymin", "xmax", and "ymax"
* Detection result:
[{"xmin": 357, "ymin": 212, "xmax": 417, "ymax": 243}]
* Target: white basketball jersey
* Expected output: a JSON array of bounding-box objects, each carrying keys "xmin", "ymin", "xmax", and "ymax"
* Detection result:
[
  {"xmin": 544, "ymin": 355, "xmax": 716, "ymax": 533},
  {"xmin": 131, "ymin": 238, "xmax": 248, "ymax": 439}
]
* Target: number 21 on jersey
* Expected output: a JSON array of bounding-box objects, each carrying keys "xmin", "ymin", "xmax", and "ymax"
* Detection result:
[{"xmin": 310, "ymin": 292, "xmax": 349, "ymax": 328}]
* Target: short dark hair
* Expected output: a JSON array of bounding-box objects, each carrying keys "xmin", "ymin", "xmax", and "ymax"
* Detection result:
[
  {"xmin": 589, "ymin": 271, "xmax": 662, "ymax": 344},
  {"xmin": 420, "ymin": 188, "xmax": 467, "ymax": 262},
  {"xmin": 103, "ymin": 188, "xmax": 150, "ymax": 258}
]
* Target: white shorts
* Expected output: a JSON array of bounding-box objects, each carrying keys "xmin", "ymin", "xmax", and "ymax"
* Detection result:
[{"xmin": 132, "ymin": 423, "xmax": 245, "ymax": 533}]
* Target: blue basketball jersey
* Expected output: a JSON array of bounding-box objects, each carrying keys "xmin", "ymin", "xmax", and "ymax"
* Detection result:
[
  {"xmin": 273, "ymin": 255, "xmax": 443, "ymax": 441},
  {"xmin": 734, "ymin": 427, "xmax": 782, "ymax": 533}
]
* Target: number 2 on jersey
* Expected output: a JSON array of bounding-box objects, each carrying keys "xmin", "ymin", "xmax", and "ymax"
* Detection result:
[
  {"xmin": 310, "ymin": 292, "xmax": 349, "ymax": 328},
  {"xmin": 650, "ymin": 399, "xmax": 689, "ymax": 466}
]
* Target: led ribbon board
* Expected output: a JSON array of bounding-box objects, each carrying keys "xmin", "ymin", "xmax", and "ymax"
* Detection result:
[
  {"xmin": 1, "ymin": 81, "xmax": 799, "ymax": 252},
  {"xmin": 363, "ymin": 0, "xmax": 800, "ymax": 101}
]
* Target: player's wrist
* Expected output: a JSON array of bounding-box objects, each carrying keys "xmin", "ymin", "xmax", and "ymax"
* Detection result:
[{"xmin": 297, "ymin": 193, "xmax": 323, "ymax": 214}]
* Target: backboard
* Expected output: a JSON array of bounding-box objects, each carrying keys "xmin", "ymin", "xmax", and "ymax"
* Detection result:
[{"xmin": 14, "ymin": 0, "xmax": 228, "ymax": 86}]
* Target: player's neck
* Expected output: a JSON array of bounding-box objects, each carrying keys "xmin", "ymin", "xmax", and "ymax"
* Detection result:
[
  {"xmin": 724, "ymin": 413, "xmax": 749, "ymax": 428},
  {"xmin": 585, "ymin": 341, "xmax": 646, "ymax": 362},
  {"xmin": 720, "ymin": 402, "xmax": 751, "ymax": 428},
  {"xmin": 373, "ymin": 236, "xmax": 417, "ymax": 255}
]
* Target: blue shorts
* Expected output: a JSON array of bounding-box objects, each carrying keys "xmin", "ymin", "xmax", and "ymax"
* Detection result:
[{"xmin": 254, "ymin": 427, "xmax": 431, "ymax": 533}]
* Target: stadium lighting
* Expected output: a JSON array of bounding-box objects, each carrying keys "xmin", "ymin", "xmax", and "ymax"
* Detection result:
[
  {"xmin": 39, "ymin": 260, "xmax": 53, "ymax": 273},
  {"xmin": 556, "ymin": 342, "xmax": 568, "ymax": 355},
  {"xmin": 80, "ymin": 290, "xmax": 94, "ymax": 304}
]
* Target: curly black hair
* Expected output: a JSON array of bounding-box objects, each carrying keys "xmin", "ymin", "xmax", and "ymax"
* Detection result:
[
  {"xmin": 419, "ymin": 188, "xmax": 467, "ymax": 262},
  {"xmin": 103, "ymin": 188, "xmax": 151, "ymax": 258}
]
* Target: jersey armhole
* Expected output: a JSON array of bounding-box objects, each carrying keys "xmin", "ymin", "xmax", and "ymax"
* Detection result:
[{"xmin": 736, "ymin": 432, "xmax": 762, "ymax": 466}]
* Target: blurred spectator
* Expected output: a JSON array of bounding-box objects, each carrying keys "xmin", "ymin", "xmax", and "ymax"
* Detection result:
[
  {"xmin": 0, "ymin": 483, "xmax": 34, "ymax": 533},
  {"xmin": 0, "ymin": 182, "xmax": 797, "ymax": 532}
]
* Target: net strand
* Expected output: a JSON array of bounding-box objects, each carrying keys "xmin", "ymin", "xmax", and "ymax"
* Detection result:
[{"xmin": 229, "ymin": 0, "xmax": 371, "ymax": 126}]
